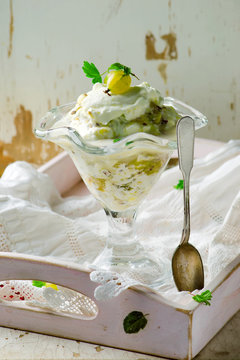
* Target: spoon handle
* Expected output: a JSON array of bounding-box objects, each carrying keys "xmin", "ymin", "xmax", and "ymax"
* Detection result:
[{"xmin": 177, "ymin": 116, "xmax": 195, "ymax": 245}]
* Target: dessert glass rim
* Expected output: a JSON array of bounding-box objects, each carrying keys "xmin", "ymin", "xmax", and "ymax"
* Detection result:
[{"xmin": 34, "ymin": 96, "xmax": 208, "ymax": 155}]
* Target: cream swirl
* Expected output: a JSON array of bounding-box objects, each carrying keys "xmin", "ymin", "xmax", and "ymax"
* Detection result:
[
  {"xmin": 53, "ymin": 82, "xmax": 165, "ymax": 140},
  {"xmin": 75, "ymin": 82, "xmax": 163, "ymax": 125}
]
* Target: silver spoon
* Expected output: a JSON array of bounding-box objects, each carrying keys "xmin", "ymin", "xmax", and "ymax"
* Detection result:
[{"xmin": 172, "ymin": 116, "xmax": 204, "ymax": 292}]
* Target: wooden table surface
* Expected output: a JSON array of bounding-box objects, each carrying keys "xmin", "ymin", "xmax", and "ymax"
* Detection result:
[{"xmin": 0, "ymin": 138, "xmax": 239, "ymax": 360}]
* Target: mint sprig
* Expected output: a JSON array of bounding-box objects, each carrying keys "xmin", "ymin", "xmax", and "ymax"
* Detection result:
[
  {"xmin": 82, "ymin": 61, "xmax": 102, "ymax": 84},
  {"xmin": 192, "ymin": 290, "xmax": 212, "ymax": 306},
  {"xmin": 108, "ymin": 62, "xmax": 139, "ymax": 80},
  {"xmin": 174, "ymin": 179, "xmax": 184, "ymax": 190},
  {"xmin": 82, "ymin": 61, "xmax": 139, "ymax": 84},
  {"xmin": 108, "ymin": 62, "xmax": 131, "ymax": 75}
]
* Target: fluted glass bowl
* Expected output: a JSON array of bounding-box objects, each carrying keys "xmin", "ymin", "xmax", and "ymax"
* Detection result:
[{"xmin": 34, "ymin": 97, "xmax": 207, "ymax": 287}]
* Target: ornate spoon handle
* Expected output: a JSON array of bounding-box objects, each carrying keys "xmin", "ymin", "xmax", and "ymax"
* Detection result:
[{"xmin": 177, "ymin": 116, "xmax": 195, "ymax": 245}]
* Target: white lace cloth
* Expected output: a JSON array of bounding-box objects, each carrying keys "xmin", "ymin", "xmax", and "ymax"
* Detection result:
[{"xmin": 0, "ymin": 140, "xmax": 240, "ymax": 308}]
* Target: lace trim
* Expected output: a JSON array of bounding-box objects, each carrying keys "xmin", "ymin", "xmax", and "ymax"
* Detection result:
[
  {"xmin": 0, "ymin": 220, "xmax": 11, "ymax": 252},
  {"xmin": 66, "ymin": 221, "xmax": 85, "ymax": 260}
]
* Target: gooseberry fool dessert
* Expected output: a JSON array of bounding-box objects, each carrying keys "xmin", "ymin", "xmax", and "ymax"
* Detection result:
[{"xmin": 34, "ymin": 62, "xmax": 207, "ymax": 285}]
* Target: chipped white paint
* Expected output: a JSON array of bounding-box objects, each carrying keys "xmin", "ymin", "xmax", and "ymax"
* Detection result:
[{"xmin": 0, "ymin": 0, "xmax": 239, "ymax": 144}]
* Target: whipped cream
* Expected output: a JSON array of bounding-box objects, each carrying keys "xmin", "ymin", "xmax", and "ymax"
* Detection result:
[
  {"xmin": 76, "ymin": 82, "xmax": 163, "ymax": 125},
  {"xmin": 54, "ymin": 82, "xmax": 164, "ymax": 140}
]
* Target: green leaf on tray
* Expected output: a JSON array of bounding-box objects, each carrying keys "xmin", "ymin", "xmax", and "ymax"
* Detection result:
[
  {"xmin": 174, "ymin": 179, "xmax": 184, "ymax": 190},
  {"xmin": 192, "ymin": 290, "xmax": 212, "ymax": 306},
  {"xmin": 82, "ymin": 61, "xmax": 102, "ymax": 84},
  {"xmin": 123, "ymin": 311, "xmax": 148, "ymax": 334},
  {"xmin": 113, "ymin": 138, "xmax": 121, "ymax": 143},
  {"xmin": 32, "ymin": 280, "xmax": 46, "ymax": 288}
]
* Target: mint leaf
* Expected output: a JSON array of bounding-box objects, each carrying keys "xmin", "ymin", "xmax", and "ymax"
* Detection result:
[
  {"xmin": 125, "ymin": 141, "xmax": 134, "ymax": 146},
  {"xmin": 108, "ymin": 62, "xmax": 132, "ymax": 76},
  {"xmin": 108, "ymin": 62, "xmax": 124, "ymax": 71},
  {"xmin": 174, "ymin": 179, "xmax": 184, "ymax": 190},
  {"xmin": 113, "ymin": 138, "xmax": 121, "ymax": 143},
  {"xmin": 82, "ymin": 61, "xmax": 102, "ymax": 84},
  {"xmin": 32, "ymin": 280, "xmax": 46, "ymax": 288},
  {"xmin": 123, "ymin": 311, "xmax": 148, "ymax": 334},
  {"xmin": 192, "ymin": 290, "xmax": 212, "ymax": 306}
]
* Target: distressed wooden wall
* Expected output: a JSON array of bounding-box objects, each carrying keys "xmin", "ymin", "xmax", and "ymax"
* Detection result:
[{"xmin": 0, "ymin": 0, "xmax": 240, "ymax": 175}]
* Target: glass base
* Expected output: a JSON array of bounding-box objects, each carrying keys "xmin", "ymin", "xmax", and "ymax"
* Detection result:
[{"xmin": 91, "ymin": 244, "xmax": 165, "ymax": 289}]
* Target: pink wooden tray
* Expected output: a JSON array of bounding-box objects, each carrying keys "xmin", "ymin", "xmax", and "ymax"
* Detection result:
[{"xmin": 0, "ymin": 139, "xmax": 239, "ymax": 360}]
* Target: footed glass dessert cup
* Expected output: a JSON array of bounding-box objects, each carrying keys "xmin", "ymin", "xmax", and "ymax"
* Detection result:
[{"xmin": 34, "ymin": 97, "xmax": 207, "ymax": 287}]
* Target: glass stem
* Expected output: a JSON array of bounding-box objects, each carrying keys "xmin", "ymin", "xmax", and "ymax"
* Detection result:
[{"xmin": 104, "ymin": 208, "xmax": 142, "ymax": 257}]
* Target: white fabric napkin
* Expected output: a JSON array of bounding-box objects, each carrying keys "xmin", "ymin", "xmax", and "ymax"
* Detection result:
[{"xmin": 0, "ymin": 140, "xmax": 239, "ymax": 305}]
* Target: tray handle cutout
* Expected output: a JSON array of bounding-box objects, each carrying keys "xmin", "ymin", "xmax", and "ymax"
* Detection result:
[
  {"xmin": 0, "ymin": 253, "xmax": 98, "ymax": 320},
  {"xmin": 0, "ymin": 279, "xmax": 98, "ymax": 320}
]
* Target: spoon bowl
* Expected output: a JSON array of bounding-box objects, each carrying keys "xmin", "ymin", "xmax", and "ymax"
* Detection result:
[{"xmin": 172, "ymin": 243, "xmax": 204, "ymax": 292}]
